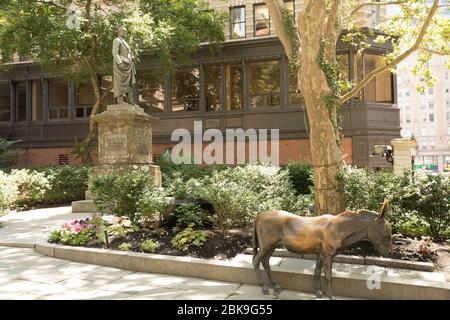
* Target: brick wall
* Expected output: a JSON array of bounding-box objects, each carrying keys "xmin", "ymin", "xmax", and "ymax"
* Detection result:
[
  {"xmin": 153, "ymin": 137, "xmax": 353, "ymax": 166},
  {"xmin": 15, "ymin": 147, "xmax": 99, "ymax": 167},
  {"xmin": 16, "ymin": 138, "xmax": 352, "ymax": 167}
]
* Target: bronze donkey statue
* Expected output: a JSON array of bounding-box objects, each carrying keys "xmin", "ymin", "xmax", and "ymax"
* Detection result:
[{"xmin": 252, "ymin": 200, "xmax": 393, "ymax": 299}]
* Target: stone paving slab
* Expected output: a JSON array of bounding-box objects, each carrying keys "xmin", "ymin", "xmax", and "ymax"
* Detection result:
[
  {"xmin": 0, "ymin": 206, "xmax": 91, "ymax": 245},
  {"xmin": 1, "ymin": 246, "xmax": 345, "ymax": 300}
]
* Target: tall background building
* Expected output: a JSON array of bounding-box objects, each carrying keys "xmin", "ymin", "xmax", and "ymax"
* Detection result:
[{"xmin": 397, "ymin": 54, "xmax": 450, "ymax": 172}]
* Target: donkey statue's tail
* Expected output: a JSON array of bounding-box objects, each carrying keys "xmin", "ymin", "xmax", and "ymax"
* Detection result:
[{"xmin": 379, "ymin": 198, "xmax": 389, "ymax": 218}]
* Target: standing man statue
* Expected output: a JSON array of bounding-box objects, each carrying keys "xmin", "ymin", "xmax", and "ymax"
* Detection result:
[{"xmin": 112, "ymin": 26, "xmax": 137, "ymax": 106}]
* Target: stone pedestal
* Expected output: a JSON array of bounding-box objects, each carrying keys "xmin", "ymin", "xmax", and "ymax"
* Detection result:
[
  {"xmin": 391, "ymin": 137, "xmax": 418, "ymax": 175},
  {"xmin": 72, "ymin": 104, "xmax": 161, "ymax": 213}
]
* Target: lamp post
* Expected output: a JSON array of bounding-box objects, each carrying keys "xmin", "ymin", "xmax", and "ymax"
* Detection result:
[{"xmin": 410, "ymin": 135, "xmax": 418, "ymax": 183}]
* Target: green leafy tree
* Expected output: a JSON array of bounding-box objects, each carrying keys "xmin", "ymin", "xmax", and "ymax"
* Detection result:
[
  {"xmin": 0, "ymin": 138, "xmax": 18, "ymax": 169},
  {"xmin": 265, "ymin": 0, "xmax": 450, "ymax": 214},
  {"xmin": 0, "ymin": 0, "xmax": 225, "ymax": 162}
]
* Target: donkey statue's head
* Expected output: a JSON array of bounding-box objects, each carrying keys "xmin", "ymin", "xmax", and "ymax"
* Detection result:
[{"xmin": 365, "ymin": 199, "xmax": 393, "ymax": 256}]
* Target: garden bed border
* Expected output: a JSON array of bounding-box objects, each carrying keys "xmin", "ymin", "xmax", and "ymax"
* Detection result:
[
  {"xmin": 34, "ymin": 241, "xmax": 450, "ymax": 300},
  {"xmin": 242, "ymin": 248, "xmax": 435, "ymax": 272}
]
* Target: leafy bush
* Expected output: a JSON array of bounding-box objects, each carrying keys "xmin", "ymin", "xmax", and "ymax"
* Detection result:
[
  {"xmin": 285, "ymin": 161, "xmax": 314, "ymax": 195},
  {"xmin": 106, "ymin": 216, "xmax": 139, "ymax": 239},
  {"xmin": 158, "ymin": 150, "xmax": 227, "ymax": 189},
  {"xmin": 339, "ymin": 166, "xmax": 401, "ymax": 212},
  {"xmin": 396, "ymin": 171, "xmax": 450, "ymax": 240},
  {"xmin": 165, "ymin": 172, "xmax": 205, "ymax": 200},
  {"xmin": 40, "ymin": 166, "xmax": 88, "ymax": 205},
  {"xmin": 339, "ymin": 166, "xmax": 450, "ymax": 240},
  {"xmin": 0, "ymin": 165, "xmax": 88, "ymax": 212},
  {"xmin": 140, "ymin": 239, "xmax": 160, "ymax": 253},
  {"xmin": 48, "ymin": 218, "xmax": 97, "ymax": 246},
  {"xmin": 0, "ymin": 171, "xmax": 18, "ymax": 212},
  {"xmin": 201, "ymin": 165, "xmax": 308, "ymax": 232},
  {"xmin": 171, "ymin": 224, "xmax": 207, "ymax": 250},
  {"xmin": 174, "ymin": 203, "xmax": 209, "ymax": 230},
  {"xmin": 136, "ymin": 186, "xmax": 168, "ymax": 223},
  {"xmin": 118, "ymin": 242, "xmax": 132, "ymax": 251},
  {"xmin": 8, "ymin": 169, "xmax": 50, "ymax": 209},
  {"xmin": 0, "ymin": 138, "xmax": 18, "ymax": 169},
  {"xmin": 92, "ymin": 169, "xmax": 155, "ymax": 221}
]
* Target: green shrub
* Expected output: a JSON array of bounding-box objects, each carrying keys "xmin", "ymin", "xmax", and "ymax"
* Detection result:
[
  {"xmin": 0, "ymin": 138, "xmax": 18, "ymax": 169},
  {"xmin": 159, "ymin": 150, "xmax": 227, "ymax": 188},
  {"xmin": 118, "ymin": 242, "xmax": 132, "ymax": 251},
  {"xmin": 92, "ymin": 169, "xmax": 154, "ymax": 221},
  {"xmin": 0, "ymin": 170, "xmax": 18, "ymax": 212},
  {"xmin": 396, "ymin": 171, "xmax": 450, "ymax": 240},
  {"xmin": 165, "ymin": 172, "xmax": 205, "ymax": 200},
  {"xmin": 171, "ymin": 224, "xmax": 207, "ymax": 250},
  {"xmin": 136, "ymin": 186, "xmax": 168, "ymax": 224},
  {"xmin": 0, "ymin": 165, "xmax": 88, "ymax": 212},
  {"xmin": 286, "ymin": 161, "xmax": 314, "ymax": 195},
  {"xmin": 174, "ymin": 203, "xmax": 209, "ymax": 230},
  {"xmin": 339, "ymin": 166, "xmax": 401, "ymax": 212},
  {"xmin": 40, "ymin": 166, "xmax": 88, "ymax": 204},
  {"xmin": 9, "ymin": 169, "xmax": 50, "ymax": 209},
  {"xmin": 201, "ymin": 165, "xmax": 307, "ymax": 232},
  {"xmin": 140, "ymin": 239, "xmax": 160, "ymax": 253},
  {"xmin": 339, "ymin": 166, "xmax": 450, "ymax": 240},
  {"xmin": 106, "ymin": 216, "xmax": 139, "ymax": 239}
]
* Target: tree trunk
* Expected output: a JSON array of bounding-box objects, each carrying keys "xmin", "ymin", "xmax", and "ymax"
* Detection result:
[{"xmin": 298, "ymin": 0, "xmax": 345, "ymax": 215}]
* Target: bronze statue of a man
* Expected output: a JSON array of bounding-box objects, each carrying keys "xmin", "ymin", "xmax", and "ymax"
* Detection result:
[{"xmin": 112, "ymin": 26, "xmax": 137, "ymax": 105}]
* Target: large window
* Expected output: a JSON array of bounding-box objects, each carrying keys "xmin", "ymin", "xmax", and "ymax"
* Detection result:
[
  {"xmin": 75, "ymin": 81, "xmax": 95, "ymax": 118},
  {"xmin": 0, "ymin": 83, "xmax": 11, "ymax": 122},
  {"xmin": 138, "ymin": 73, "xmax": 165, "ymax": 114},
  {"xmin": 31, "ymin": 81, "xmax": 43, "ymax": 121},
  {"xmin": 360, "ymin": 53, "xmax": 393, "ymax": 103},
  {"xmin": 230, "ymin": 7, "xmax": 245, "ymax": 39},
  {"xmin": 172, "ymin": 67, "xmax": 200, "ymax": 112},
  {"xmin": 16, "ymin": 82, "xmax": 26, "ymax": 122},
  {"xmin": 254, "ymin": 4, "xmax": 270, "ymax": 37},
  {"xmin": 225, "ymin": 63, "xmax": 244, "ymax": 111},
  {"xmin": 204, "ymin": 64, "xmax": 222, "ymax": 112},
  {"xmin": 249, "ymin": 60, "xmax": 281, "ymax": 108},
  {"xmin": 48, "ymin": 79, "xmax": 69, "ymax": 120}
]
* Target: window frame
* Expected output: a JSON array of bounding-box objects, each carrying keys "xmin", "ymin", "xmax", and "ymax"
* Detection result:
[
  {"xmin": 253, "ymin": 3, "xmax": 271, "ymax": 37},
  {"xmin": 230, "ymin": 6, "xmax": 246, "ymax": 40}
]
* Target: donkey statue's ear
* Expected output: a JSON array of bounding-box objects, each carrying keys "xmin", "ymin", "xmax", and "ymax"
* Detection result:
[{"xmin": 378, "ymin": 199, "xmax": 389, "ymax": 220}]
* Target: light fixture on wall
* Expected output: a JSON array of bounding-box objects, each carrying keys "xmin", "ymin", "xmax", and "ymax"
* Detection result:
[{"xmin": 372, "ymin": 144, "xmax": 393, "ymax": 163}]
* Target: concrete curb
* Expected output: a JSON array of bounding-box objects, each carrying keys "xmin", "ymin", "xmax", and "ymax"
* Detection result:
[
  {"xmin": 243, "ymin": 248, "xmax": 435, "ymax": 272},
  {"xmin": 0, "ymin": 242, "xmax": 35, "ymax": 249},
  {"xmin": 34, "ymin": 241, "xmax": 450, "ymax": 300}
]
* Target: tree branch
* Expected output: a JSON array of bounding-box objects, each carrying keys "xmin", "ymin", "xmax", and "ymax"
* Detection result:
[
  {"xmin": 326, "ymin": 0, "xmax": 340, "ymax": 36},
  {"xmin": 419, "ymin": 46, "xmax": 450, "ymax": 56},
  {"xmin": 338, "ymin": 0, "xmax": 440, "ymax": 106},
  {"xmin": 324, "ymin": 0, "xmax": 341, "ymax": 61},
  {"xmin": 350, "ymin": 0, "xmax": 408, "ymax": 17},
  {"xmin": 32, "ymin": 0, "xmax": 67, "ymax": 10},
  {"xmin": 265, "ymin": 0, "xmax": 295, "ymax": 60}
]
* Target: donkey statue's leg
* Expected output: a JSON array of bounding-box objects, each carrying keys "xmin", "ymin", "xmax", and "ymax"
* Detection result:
[
  {"xmin": 260, "ymin": 247, "xmax": 281, "ymax": 295},
  {"xmin": 321, "ymin": 254, "xmax": 335, "ymax": 300},
  {"xmin": 313, "ymin": 254, "xmax": 324, "ymax": 298},
  {"xmin": 253, "ymin": 249, "xmax": 270, "ymax": 295}
]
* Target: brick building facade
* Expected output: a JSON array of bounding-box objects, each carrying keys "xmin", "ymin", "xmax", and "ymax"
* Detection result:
[{"xmin": 0, "ymin": 1, "xmax": 400, "ymax": 167}]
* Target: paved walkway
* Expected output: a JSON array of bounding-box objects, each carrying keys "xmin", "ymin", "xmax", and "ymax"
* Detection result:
[
  {"xmin": 0, "ymin": 206, "xmax": 89, "ymax": 246},
  {"xmin": 0, "ymin": 246, "xmax": 335, "ymax": 300},
  {"xmin": 0, "ymin": 206, "xmax": 350, "ymax": 300}
]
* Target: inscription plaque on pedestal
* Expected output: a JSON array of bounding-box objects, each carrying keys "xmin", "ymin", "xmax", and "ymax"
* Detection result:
[{"xmin": 105, "ymin": 134, "xmax": 127, "ymax": 156}]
